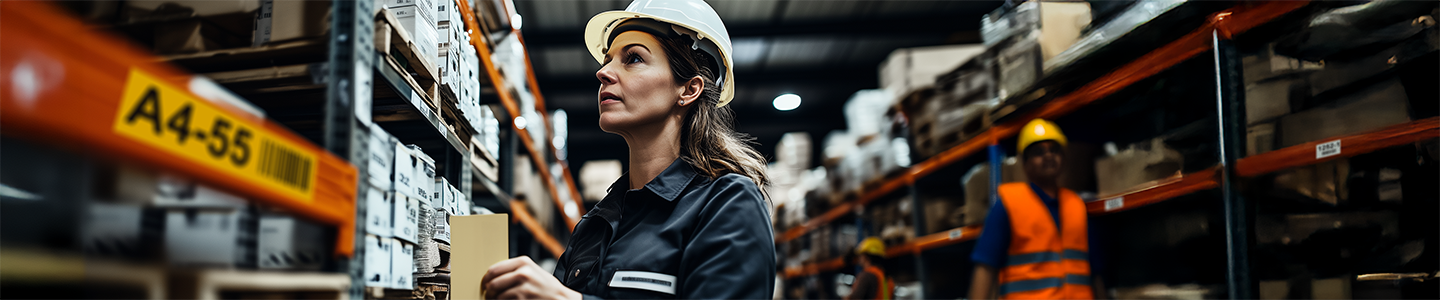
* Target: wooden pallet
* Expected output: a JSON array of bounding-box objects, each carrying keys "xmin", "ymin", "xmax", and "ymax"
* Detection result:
[
  {"xmin": 469, "ymin": 135, "xmax": 500, "ymax": 182},
  {"xmin": 169, "ymin": 269, "xmax": 349, "ymax": 300},
  {"xmin": 375, "ymin": 10, "xmax": 440, "ymax": 106}
]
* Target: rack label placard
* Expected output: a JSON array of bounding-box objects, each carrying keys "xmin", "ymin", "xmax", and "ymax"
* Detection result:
[
  {"xmin": 1316, "ymin": 140, "xmax": 1341, "ymax": 159},
  {"xmin": 113, "ymin": 68, "xmax": 316, "ymax": 200}
]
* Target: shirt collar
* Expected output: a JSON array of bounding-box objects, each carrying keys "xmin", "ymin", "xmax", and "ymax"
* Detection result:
[
  {"xmin": 1028, "ymin": 182, "xmax": 1059, "ymax": 204},
  {"xmin": 604, "ymin": 158, "xmax": 699, "ymax": 202}
]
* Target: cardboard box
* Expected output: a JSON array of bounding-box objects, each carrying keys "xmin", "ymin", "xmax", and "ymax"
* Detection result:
[
  {"xmin": 1279, "ymin": 79, "xmax": 1410, "ymax": 148},
  {"xmin": 394, "ymin": 143, "xmax": 421, "ymax": 200},
  {"xmin": 1034, "ymin": 2, "xmax": 1091, "ymax": 61},
  {"xmin": 1094, "ymin": 139, "xmax": 1184, "ymax": 197},
  {"xmin": 151, "ymin": 176, "xmax": 247, "ymax": 208},
  {"xmin": 394, "ymin": 194, "xmax": 420, "ymax": 243},
  {"xmin": 879, "ymin": 45, "xmax": 986, "ymax": 97},
  {"xmin": 433, "ymin": 178, "xmax": 452, "ymax": 215},
  {"xmin": 411, "ymin": 145, "xmax": 437, "ymax": 203},
  {"xmin": 253, "ymin": 0, "xmax": 330, "ymax": 46},
  {"xmin": 1312, "ymin": 277, "xmax": 1351, "ymax": 299},
  {"xmin": 1274, "ymin": 159, "xmax": 1350, "ymax": 206},
  {"xmin": 364, "ymin": 235, "xmax": 391, "ymax": 287},
  {"xmin": 451, "ymin": 214, "xmax": 509, "ymax": 300},
  {"xmin": 391, "ymin": 239, "xmax": 415, "ymax": 289},
  {"xmin": 1244, "ymin": 78, "xmax": 1302, "ymax": 125},
  {"xmin": 365, "ymin": 188, "xmax": 393, "ymax": 237},
  {"xmin": 1247, "ymin": 122, "xmax": 1278, "ymax": 156},
  {"xmin": 995, "ymin": 34, "xmax": 1043, "ymax": 99},
  {"xmin": 257, "ymin": 214, "xmax": 327, "ymax": 270},
  {"xmin": 368, "ymin": 124, "xmax": 397, "ymax": 191},
  {"xmin": 388, "ymin": 5, "xmax": 438, "ymax": 61},
  {"xmin": 432, "ymin": 210, "xmax": 451, "ymax": 244},
  {"xmin": 82, "ymin": 203, "xmax": 146, "ymax": 257},
  {"xmin": 990, "ymin": 2, "xmax": 1090, "ymax": 98},
  {"xmin": 960, "ymin": 157, "xmax": 1025, "ymax": 225},
  {"xmin": 165, "ymin": 208, "xmax": 246, "ymax": 267}
]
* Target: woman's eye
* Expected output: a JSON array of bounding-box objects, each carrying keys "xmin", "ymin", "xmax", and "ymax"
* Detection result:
[{"xmin": 625, "ymin": 53, "xmax": 643, "ymax": 64}]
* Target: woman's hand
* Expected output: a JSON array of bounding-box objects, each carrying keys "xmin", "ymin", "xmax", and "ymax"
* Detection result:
[{"xmin": 481, "ymin": 256, "xmax": 582, "ymax": 300}]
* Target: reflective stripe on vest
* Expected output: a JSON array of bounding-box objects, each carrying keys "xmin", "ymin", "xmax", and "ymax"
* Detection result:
[
  {"xmin": 996, "ymin": 182, "xmax": 1093, "ymax": 300},
  {"xmin": 864, "ymin": 265, "xmax": 892, "ymax": 300}
]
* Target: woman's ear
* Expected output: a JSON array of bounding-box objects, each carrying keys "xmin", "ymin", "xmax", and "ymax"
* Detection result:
[{"xmin": 677, "ymin": 75, "xmax": 704, "ymax": 107}]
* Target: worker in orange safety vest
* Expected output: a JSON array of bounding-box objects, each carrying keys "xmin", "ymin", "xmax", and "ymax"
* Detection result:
[
  {"xmin": 967, "ymin": 119, "xmax": 1107, "ymax": 299},
  {"xmin": 846, "ymin": 237, "xmax": 894, "ymax": 300}
]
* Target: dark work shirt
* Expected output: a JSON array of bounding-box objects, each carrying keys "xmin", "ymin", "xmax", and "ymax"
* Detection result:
[
  {"xmin": 971, "ymin": 183, "xmax": 1106, "ymax": 274},
  {"xmin": 552, "ymin": 159, "xmax": 776, "ymax": 299}
]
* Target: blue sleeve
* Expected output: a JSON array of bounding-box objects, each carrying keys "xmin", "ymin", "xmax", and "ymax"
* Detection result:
[
  {"xmin": 970, "ymin": 200, "xmax": 1010, "ymax": 268},
  {"xmin": 1088, "ymin": 220, "xmax": 1106, "ymax": 275}
]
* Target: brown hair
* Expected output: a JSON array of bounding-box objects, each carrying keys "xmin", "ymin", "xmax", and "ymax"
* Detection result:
[{"xmin": 655, "ymin": 35, "xmax": 769, "ymax": 189}]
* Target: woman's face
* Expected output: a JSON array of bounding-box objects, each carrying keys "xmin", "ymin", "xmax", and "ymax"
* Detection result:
[{"xmin": 595, "ymin": 31, "xmax": 683, "ymax": 134}]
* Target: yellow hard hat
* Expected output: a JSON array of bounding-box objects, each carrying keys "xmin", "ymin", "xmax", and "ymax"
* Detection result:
[
  {"xmin": 856, "ymin": 237, "xmax": 885, "ymax": 256},
  {"xmin": 1017, "ymin": 118, "xmax": 1068, "ymax": 154}
]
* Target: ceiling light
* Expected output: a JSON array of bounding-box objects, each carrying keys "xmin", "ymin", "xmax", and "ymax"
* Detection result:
[{"xmin": 773, "ymin": 93, "xmax": 801, "ymax": 111}]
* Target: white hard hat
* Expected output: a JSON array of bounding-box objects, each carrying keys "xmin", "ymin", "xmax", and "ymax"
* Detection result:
[{"xmin": 585, "ymin": 0, "xmax": 736, "ymax": 107}]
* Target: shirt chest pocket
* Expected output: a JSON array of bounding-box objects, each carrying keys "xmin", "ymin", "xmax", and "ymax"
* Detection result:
[{"xmin": 603, "ymin": 268, "xmax": 680, "ymax": 297}]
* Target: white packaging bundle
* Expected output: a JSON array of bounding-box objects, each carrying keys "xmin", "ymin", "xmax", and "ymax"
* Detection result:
[
  {"xmin": 432, "ymin": 209, "xmax": 451, "ymax": 244},
  {"xmin": 391, "ymin": 239, "xmax": 415, "ymax": 289},
  {"xmin": 393, "ymin": 194, "xmax": 419, "ymax": 243},
  {"xmin": 410, "ymin": 145, "xmax": 436, "ymax": 203},
  {"xmin": 364, "ymin": 235, "xmax": 391, "ymax": 287},
  {"xmin": 367, "ymin": 124, "xmax": 396, "ymax": 191},
  {"xmin": 393, "ymin": 143, "xmax": 420, "ymax": 200},
  {"xmin": 365, "ymin": 188, "xmax": 392, "ymax": 237},
  {"xmin": 433, "ymin": 178, "xmax": 452, "ymax": 214}
]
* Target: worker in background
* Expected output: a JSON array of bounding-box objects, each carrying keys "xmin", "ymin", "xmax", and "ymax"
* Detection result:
[
  {"xmin": 846, "ymin": 237, "xmax": 894, "ymax": 300},
  {"xmin": 480, "ymin": 0, "xmax": 775, "ymax": 299},
  {"xmin": 967, "ymin": 119, "xmax": 1106, "ymax": 299}
]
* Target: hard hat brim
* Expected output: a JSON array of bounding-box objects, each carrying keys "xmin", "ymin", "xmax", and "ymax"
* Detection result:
[{"xmin": 585, "ymin": 11, "xmax": 736, "ymax": 107}]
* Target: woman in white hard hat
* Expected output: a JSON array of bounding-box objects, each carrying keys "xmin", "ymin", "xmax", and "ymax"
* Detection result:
[{"xmin": 480, "ymin": 0, "xmax": 775, "ymax": 299}]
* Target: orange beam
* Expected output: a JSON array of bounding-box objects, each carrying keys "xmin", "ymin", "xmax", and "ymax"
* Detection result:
[
  {"xmin": 886, "ymin": 225, "xmax": 984, "ymax": 257},
  {"xmin": 455, "ymin": 0, "xmax": 578, "ymax": 231},
  {"xmin": 509, "ymin": 200, "xmax": 564, "ymax": 257},
  {"xmin": 1086, "ymin": 166, "xmax": 1221, "ymax": 215},
  {"xmin": 0, "ymin": 1, "xmax": 357, "ymax": 256},
  {"xmin": 1236, "ymin": 117, "xmax": 1440, "ymax": 177},
  {"xmin": 515, "ymin": 31, "xmax": 587, "ymax": 218},
  {"xmin": 782, "ymin": 257, "xmax": 847, "ymax": 279},
  {"xmin": 773, "ymin": 1, "xmax": 1309, "ymax": 244}
]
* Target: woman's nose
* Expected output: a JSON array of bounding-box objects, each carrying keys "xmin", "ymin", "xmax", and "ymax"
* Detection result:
[{"xmin": 596, "ymin": 64, "xmax": 618, "ymax": 85}]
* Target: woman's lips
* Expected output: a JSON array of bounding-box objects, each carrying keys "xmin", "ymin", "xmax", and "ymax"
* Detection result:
[{"xmin": 599, "ymin": 91, "xmax": 623, "ymax": 105}]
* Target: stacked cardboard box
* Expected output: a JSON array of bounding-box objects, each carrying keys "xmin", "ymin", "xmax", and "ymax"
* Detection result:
[
  {"xmin": 981, "ymin": 1, "xmax": 1091, "ymax": 99},
  {"xmin": 1094, "ymin": 138, "xmax": 1184, "ymax": 197}
]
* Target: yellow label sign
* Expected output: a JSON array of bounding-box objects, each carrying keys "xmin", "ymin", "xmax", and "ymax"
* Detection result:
[{"xmin": 114, "ymin": 68, "xmax": 317, "ymax": 200}]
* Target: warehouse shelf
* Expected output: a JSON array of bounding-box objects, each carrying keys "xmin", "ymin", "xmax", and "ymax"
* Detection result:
[
  {"xmin": 781, "ymin": 225, "xmax": 982, "ymax": 280},
  {"xmin": 1087, "ymin": 166, "xmax": 1222, "ymax": 214},
  {"xmin": 509, "ymin": 200, "xmax": 564, "ymax": 257},
  {"xmin": 782, "ymin": 257, "xmax": 848, "ymax": 280},
  {"xmin": 775, "ymin": 0, "xmax": 1309, "ymax": 244},
  {"xmin": 0, "ymin": 0, "xmax": 358, "ymax": 256},
  {"xmin": 456, "ymin": 0, "xmax": 587, "ymax": 232},
  {"xmin": 373, "ymin": 50, "xmax": 473, "ymax": 167},
  {"xmin": 1235, "ymin": 117, "xmax": 1440, "ymax": 178},
  {"xmin": 885, "ymin": 225, "xmax": 984, "ymax": 257}
]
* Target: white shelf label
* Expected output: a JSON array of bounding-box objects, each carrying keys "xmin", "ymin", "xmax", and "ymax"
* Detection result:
[
  {"xmin": 948, "ymin": 229, "xmax": 963, "ymax": 240},
  {"xmin": 1316, "ymin": 140, "xmax": 1341, "ymax": 159},
  {"xmin": 1104, "ymin": 197, "xmax": 1124, "ymax": 211}
]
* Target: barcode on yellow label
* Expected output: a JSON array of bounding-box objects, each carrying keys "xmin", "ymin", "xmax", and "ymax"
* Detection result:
[{"xmin": 113, "ymin": 68, "xmax": 316, "ymax": 199}]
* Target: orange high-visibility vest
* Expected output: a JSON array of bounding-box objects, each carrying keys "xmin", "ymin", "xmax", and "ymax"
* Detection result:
[
  {"xmin": 996, "ymin": 182, "xmax": 1093, "ymax": 299},
  {"xmin": 863, "ymin": 265, "xmax": 893, "ymax": 300}
]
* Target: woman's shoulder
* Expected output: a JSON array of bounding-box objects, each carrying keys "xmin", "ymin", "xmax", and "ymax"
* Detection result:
[{"xmin": 682, "ymin": 172, "xmax": 764, "ymax": 208}]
